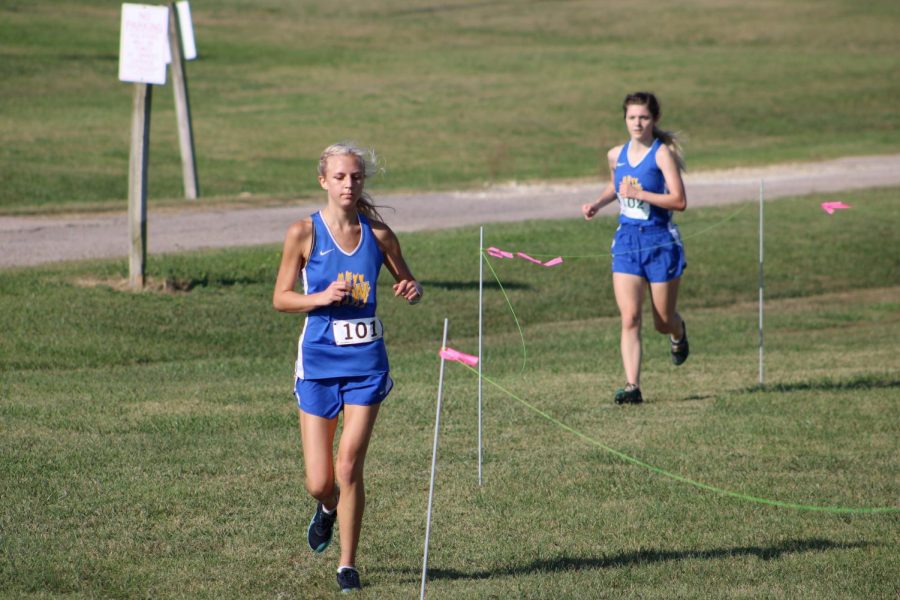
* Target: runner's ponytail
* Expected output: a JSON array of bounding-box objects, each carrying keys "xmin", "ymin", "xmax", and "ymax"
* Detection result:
[{"xmin": 652, "ymin": 126, "xmax": 686, "ymax": 173}]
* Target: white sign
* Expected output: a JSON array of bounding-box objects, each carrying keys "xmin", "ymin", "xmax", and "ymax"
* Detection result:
[
  {"xmin": 118, "ymin": 3, "xmax": 169, "ymax": 85},
  {"xmin": 176, "ymin": 1, "xmax": 198, "ymax": 60}
]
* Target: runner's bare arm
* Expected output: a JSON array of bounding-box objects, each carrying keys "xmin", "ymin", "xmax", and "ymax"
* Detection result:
[
  {"xmin": 372, "ymin": 222, "xmax": 423, "ymax": 304},
  {"xmin": 582, "ymin": 146, "xmax": 622, "ymax": 220},
  {"xmin": 272, "ymin": 219, "xmax": 351, "ymax": 313}
]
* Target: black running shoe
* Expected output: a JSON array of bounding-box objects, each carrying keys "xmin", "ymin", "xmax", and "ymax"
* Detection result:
[
  {"xmin": 614, "ymin": 384, "xmax": 643, "ymax": 405},
  {"xmin": 307, "ymin": 502, "xmax": 337, "ymax": 553},
  {"xmin": 336, "ymin": 567, "xmax": 361, "ymax": 593},
  {"xmin": 670, "ymin": 320, "xmax": 689, "ymax": 366}
]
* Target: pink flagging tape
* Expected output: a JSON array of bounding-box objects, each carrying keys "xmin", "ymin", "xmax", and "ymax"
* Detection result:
[
  {"xmin": 487, "ymin": 246, "xmax": 514, "ymax": 259},
  {"xmin": 821, "ymin": 201, "xmax": 851, "ymax": 214},
  {"xmin": 516, "ymin": 251, "xmax": 564, "ymax": 267},
  {"xmin": 515, "ymin": 252, "xmax": 543, "ymax": 265},
  {"xmin": 486, "ymin": 246, "xmax": 563, "ymax": 267},
  {"xmin": 439, "ymin": 347, "xmax": 479, "ymax": 367}
]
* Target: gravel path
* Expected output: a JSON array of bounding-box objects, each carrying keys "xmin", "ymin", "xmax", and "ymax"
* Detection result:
[{"xmin": 1, "ymin": 154, "xmax": 898, "ymax": 268}]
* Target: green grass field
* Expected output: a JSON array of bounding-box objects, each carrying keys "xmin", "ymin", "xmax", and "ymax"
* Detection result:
[
  {"xmin": 2, "ymin": 0, "xmax": 900, "ymax": 212},
  {"xmin": 1, "ymin": 189, "xmax": 898, "ymax": 598}
]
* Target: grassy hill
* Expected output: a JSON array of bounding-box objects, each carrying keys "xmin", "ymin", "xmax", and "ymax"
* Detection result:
[{"xmin": 1, "ymin": 0, "xmax": 899, "ymax": 211}]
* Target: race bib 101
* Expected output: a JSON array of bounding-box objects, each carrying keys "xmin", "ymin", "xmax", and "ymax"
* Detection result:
[{"xmin": 333, "ymin": 317, "xmax": 384, "ymax": 346}]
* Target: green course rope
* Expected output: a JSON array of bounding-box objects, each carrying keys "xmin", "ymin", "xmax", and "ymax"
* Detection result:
[
  {"xmin": 455, "ymin": 362, "xmax": 898, "ymax": 514},
  {"xmin": 475, "ymin": 203, "xmax": 897, "ymax": 513},
  {"xmin": 482, "ymin": 253, "xmax": 528, "ymax": 374}
]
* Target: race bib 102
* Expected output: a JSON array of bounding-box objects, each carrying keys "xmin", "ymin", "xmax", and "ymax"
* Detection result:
[
  {"xmin": 617, "ymin": 175, "xmax": 650, "ymax": 220},
  {"xmin": 617, "ymin": 194, "xmax": 650, "ymax": 220},
  {"xmin": 333, "ymin": 317, "xmax": 384, "ymax": 346}
]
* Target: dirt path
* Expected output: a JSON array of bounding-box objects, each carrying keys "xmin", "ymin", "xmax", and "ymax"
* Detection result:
[{"xmin": 1, "ymin": 154, "xmax": 898, "ymax": 268}]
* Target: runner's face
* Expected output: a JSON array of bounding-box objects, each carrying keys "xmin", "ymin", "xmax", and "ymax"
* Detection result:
[
  {"xmin": 624, "ymin": 104, "xmax": 655, "ymax": 142},
  {"xmin": 319, "ymin": 154, "xmax": 365, "ymax": 208}
]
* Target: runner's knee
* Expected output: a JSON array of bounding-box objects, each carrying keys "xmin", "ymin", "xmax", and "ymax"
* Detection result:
[
  {"xmin": 621, "ymin": 313, "xmax": 641, "ymax": 331},
  {"xmin": 335, "ymin": 455, "xmax": 364, "ymax": 488},
  {"xmin": 305, "ymin": 473, "xmax": 335, "ymax": 500}
]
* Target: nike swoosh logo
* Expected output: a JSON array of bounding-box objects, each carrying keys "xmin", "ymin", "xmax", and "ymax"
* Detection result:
[
  {"xmin": 616, "ymin": 162, "xmax": 626, "ymax": 167},
  {"xmin": 319, "ymin": 249, "xmax": 334, "ymax": 256}
]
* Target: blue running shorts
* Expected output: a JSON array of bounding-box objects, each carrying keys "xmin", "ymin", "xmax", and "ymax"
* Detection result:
[
  {"xmin": 295, "ymin": 372, "xmax": 393, "ymax": 419},
  {"xmin": 611, "ymin": 223, "xmax": 686, "ymax": 283}
]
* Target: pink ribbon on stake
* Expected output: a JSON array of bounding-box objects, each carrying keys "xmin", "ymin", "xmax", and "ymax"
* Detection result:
[
  {"xmin": 486, "ymin": 246, "xmax": 563, "ymax": 267},
  {"xmin": 439, "ymin": 347, "xmax": 479, "ymax": 367},
  {"xmin": 517, "ymin": 252, "xmax": 563, "ymax": 267},
  {"xmin": 821, "ymin": 201, "xmax": 851, "ymax": 214},
  {"xmin": 486, "ymin": 246, "xmax": 514, "ymax": 259}
]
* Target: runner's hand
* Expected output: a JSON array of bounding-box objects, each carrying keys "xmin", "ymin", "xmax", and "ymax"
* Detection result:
[
  {"xmin": 321, "ymin": 280, "xmax": 352, "ymax": 305},
  {"xmin": 619, "ymin": 178, "xmax": 639, "ymax": 200},
  {"xmin": 394, "ymin": 280, "xmax": 423, "ymax": 304}
]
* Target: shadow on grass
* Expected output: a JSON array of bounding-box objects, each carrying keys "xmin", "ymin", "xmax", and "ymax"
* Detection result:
[
  {"xmin": 739, "ymin": 376, "xmax": 900, "ymax": 395},
  {"xmin": 396, "ymin": 538, "xmax": 872, "ymax": 582},
  {"xmin": 420, "ymin": 279, "xmax": 532, "ymax": 291},
  {"xmin": 164, "ymin": 275, "xmax": 265, "ymax": 291},
  {"xmin": 383, "ymin": 1, "xmax": 523, "ymax": 17}
]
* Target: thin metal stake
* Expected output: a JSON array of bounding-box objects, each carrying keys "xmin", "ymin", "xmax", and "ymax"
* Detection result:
[
  {"xmin": 420, "ymin": 318, "xmax": 449, "ymax": 600},
  {"xmin": 758, "ymin": 180, "xmax": 765, "ymax": 387},
  {"xmin": 478, "ymin": 226, "xmax": 484, "ymax": 486}
]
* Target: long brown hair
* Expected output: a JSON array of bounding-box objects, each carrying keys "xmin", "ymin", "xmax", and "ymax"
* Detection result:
[
  {"xmin": 622, "ymin": 92, "xmax": 685, "ymax": 172},
  {"xmin": 317, "ymin": 142, "xmax": 388, "ymax": 222}
]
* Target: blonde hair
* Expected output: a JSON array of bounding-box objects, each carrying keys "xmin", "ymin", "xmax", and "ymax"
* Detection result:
[
  {"xmin": 622, "ymin": 92, "xmax": 686, "ymax": 172},
  {"xmin": 317, "ymin": 142, "xmax": 388, "ymax": 222}
]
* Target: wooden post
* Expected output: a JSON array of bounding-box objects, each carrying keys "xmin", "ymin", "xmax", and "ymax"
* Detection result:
[
  {"xmin": 128, "ymin": 83, "xmax": 152, "ymax": 290},
  {"xmin": 168, "ymin": 2, "xmax": 199, "ymax": 199}
]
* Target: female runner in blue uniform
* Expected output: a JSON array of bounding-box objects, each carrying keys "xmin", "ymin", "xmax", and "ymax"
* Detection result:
[
  {"xmin": 273, "ymin": 142, "xmax": 422, "ymax": 592},
  {"xmin": 582, "ymin": 92, "xmax": 689, "ymax": 404}
]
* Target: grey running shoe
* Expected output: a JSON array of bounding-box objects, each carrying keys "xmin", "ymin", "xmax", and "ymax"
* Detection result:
[
  {"xmin": 614, "ymin": 384, "xmax": 643, "ymax": 405},
  {"xmin": 307, "ymin": 502, "xmax": 337, "ymax": 553},
  {"xmin": 670, "ymin": 320, "xmax": 689, "ymax": 366},
  {"xmin": 337, "ymin": 567, "xmax": 361, "ymax": 593}
]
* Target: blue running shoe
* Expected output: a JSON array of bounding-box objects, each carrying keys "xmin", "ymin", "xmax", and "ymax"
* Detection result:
[
  {"xmin": 337, "ymin": 567, "xmax": 361, "ymax": 593},
  {"xmin": 307, "ymin": 502, "xmax": 337, "ymax": 553}
]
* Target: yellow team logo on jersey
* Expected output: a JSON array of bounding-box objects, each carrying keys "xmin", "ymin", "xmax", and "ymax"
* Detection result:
[
  {"xmin": 620, "ymin": 175, "xmax": 643, "ymax": 195},
  {"xmin": 337, "ymin": 271, "xmax": 371, "ymax": 308}
]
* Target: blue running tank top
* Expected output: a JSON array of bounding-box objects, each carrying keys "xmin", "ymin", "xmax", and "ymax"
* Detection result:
[
  {"xmin": 295, "ymin": 211, "xmax": 389, "ymax": 380},
  {"xmin": 614, "ymin": 138, "xmax": 672, "ymax": 227}
]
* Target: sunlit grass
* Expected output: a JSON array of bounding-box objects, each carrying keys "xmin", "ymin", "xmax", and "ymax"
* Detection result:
[{"xmin": 1, "ymin": 187, "xmax": 898, "ymax": 597}]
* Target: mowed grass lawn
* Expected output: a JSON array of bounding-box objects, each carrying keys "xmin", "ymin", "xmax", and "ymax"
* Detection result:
[
  {"xmin": 1, "ymin": 188, "xmax": 898, "ymax": 598},
  {"xmin": 2, "ymin": 0, "xmax": 900, "ymax": 211}
]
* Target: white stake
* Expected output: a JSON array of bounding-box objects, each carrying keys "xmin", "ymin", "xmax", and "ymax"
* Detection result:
[
  {"xmin": 758, "ymin": 180, "xmax": 765, "ymax": 387},
  {"xmin": 478, "ymin": 226, "xmax": 484, "ymax": 486},
  {"xmin": 167, "ymin": 2, "xmax": 199, "ymax": 199},
  {"xmin": 421, "ymin": 318, "xmax": 449, "ymax": 600}
]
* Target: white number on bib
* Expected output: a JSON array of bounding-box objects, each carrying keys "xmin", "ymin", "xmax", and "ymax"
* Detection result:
[
  {"xmin": 333, "ymin": 317, "xmax": 384, "ymax": 346},
  {"xmin": 618, "ymin": 194, "xmax": 650, "ymax": 220}
]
